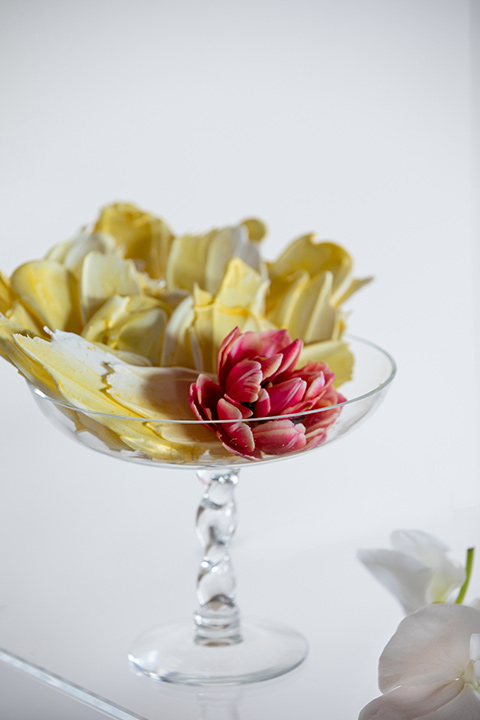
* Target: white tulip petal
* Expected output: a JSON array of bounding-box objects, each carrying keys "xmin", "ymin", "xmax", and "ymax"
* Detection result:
[
  {"xmin": 359, "ymin": 680, "xmax": 465, "ymax": 720},
  {"xmin": 379, "ymin": 605, "xmax": 480, "ymax": 691},
  {"xmin": 357, "ymin": 548, "xmax": 434, "ymax": 614}
]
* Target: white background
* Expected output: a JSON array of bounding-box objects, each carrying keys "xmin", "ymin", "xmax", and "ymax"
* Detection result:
[{"xmin": 0, "ymin": 2, "xmax": 479, "ymax": 718}]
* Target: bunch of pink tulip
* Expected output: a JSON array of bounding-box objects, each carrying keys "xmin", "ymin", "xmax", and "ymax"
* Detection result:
[{"xmin": 190, "ymin": 327, "xmax": 345, "ymax": 459}]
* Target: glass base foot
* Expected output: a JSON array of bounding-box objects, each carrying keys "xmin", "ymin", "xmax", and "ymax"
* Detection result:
[{"xmin": 128, "ymin": 618, "xmax": 308, "ymax": 686}]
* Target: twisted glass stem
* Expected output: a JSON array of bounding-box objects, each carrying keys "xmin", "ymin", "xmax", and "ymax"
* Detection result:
[{"xmin": 194, "ymin": 469, "xmax": 242, "ymax": 646}]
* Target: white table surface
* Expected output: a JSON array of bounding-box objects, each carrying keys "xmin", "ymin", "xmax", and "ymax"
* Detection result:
[{"xmin": 1, "ymin": 391, "xmax": 479, "ymax": 719}]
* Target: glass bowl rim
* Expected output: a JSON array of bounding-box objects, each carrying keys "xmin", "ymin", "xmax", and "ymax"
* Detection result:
[{"xmin": 27, "ymin": 334, "xmax": 396, "ymax": 424}]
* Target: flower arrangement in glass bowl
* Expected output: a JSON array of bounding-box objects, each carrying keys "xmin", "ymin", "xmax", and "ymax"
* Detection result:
[{"xmin": 0, "ymin": 203, "xmax": 396, "ymax": 684}]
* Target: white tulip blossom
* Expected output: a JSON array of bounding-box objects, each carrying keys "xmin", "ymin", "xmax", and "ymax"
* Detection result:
[
  {"xmin": 357, "ymin": 530, "xmax": 470, "ymax": 614},
  {"xmin": 359, "ymin": 604, "xmax": 480, "ymax": 719}
]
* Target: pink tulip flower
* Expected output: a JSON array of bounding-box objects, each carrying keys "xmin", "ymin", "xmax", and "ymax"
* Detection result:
[{"xmin": 189, "ymin": 327, "xmax": 346, "ymax": 459}]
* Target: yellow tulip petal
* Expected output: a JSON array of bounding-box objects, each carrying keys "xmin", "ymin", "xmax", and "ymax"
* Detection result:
[
  {"xmin": 5, "ymin": 301, "xmax": 45, "ymax": 335},
  {"xmin": 266, "ymin": 270, "xmax": 310, "ymax": 330},
  {"xmin": 206, "ymin": 225, "xmax": 264, "ymax": 294},
  {"xmin": 79, "ymin": 251, "xmax": 140, "ymax": 323},
  {"xmin": 166, "ymin": 226, "xmax": 263, "ymax": 295},
  {"xmin": 62, "ymin": 232, "xmax": 117, "ymax": 277},
  {"xmin": 110, "ymin": 307, "xmax": 168, "ymax": 365},
  {"xmin": 0, "ymin": 272, "xmax": 13, "ymax": 313},
  {"xmin": 12, "ymin": 331, "xmax": 192, "ymax": 462},
  {"xmin": 240, "ymin": 217, "xmax": 267, "ymax": 243},
  {"xmin": 106, "ymin": 363, "xmax": 222, "ymax": 453},
  {"xmin": 298, "ymin": 339, "xmax": 354, "ymax": 387},
  {"xmin": 333, "ymin": 276, "xmax": 373, "ymax": 307},
  {"xmin": 215, "ymin": 258, "xmax": 268, "ymax": 313},
  {"xmin": 297, "ymin": 272, "xmax": 338, "ymax": 343},
  {"xmin": 82, "ymin": 294, "xmax": 169, "ymax": 364},
  {"xmin": 10, "ymin": 260, "xmax": 81, "ymax": 333},
  {"xmin": 190, "ymin": 259, "xmax": 271, "ymax": 372},
  {"xmin": 93, "ymin": 341, "xmax": 152, "ymax": 366},
  {"xmin": 45, "ymin": 238, "xmax": 74, "ymax": 263},
  {"xmin": 0, "ymin": 315, "xmax": 58, "ymax": 394},
  {"xmin": 269, "ymin": 235, "xmax": 353, "ymax": 303},
  {"xmin": 106, "ymin": 364, "xmax": 198, "ymax": 420},
  {"xmin": 93, "ymin": 202, "xmax": 174, "ymax": 279},
  {"xmin": 59, "ymin": 406, "xmax": 133, "ymax": 453},
  {"xmin": 160, "ymin": 295, "xmax": 198, "ymax": 368},
  {"xmin": 166, "ymin": 231, "xmax": 214, "ymax": 292},
  {"xmin": 81, "ymin": 296, "xmax": 132, "ymax": 342}
]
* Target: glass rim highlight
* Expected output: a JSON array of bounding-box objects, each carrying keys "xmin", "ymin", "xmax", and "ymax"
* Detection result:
[{"xmin": 27, "ymin": 334, "xmax": 397, "ymax": 424}]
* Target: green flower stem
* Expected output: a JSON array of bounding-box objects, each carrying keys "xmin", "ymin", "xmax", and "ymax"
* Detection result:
[{"xmin": 455, "ymin": 547, "xmax": 475, "ymax": 605}]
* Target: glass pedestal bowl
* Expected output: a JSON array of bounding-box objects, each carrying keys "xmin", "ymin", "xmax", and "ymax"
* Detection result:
[{"xmin": 28, "ymin": 335, "xmax": 395, "ymax": 686}]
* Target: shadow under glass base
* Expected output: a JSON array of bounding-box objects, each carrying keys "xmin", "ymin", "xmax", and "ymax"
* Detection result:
[{"xmin": 128, "ymin": 619, "xmax": 308, "ymax": 686}]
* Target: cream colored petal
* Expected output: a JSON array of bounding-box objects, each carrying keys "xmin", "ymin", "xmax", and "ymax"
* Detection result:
[
  {"xmin": 167, "ymin": 226, "xmax": 264, "ymax": 295},
  {"xmin": 266, "ymin": 270, "xmax": 339, "ymax": 343},
  {"xmin": 93, "ymin": 341, "xmax": 151, "ymax": 366},
  {"xmin": 331, "ymin": 312, "xmax": 347, "ymax": 340},
  {"xmin": 231, "ymin": 225, "xmax": 265, "ymax": 277},
  {"xmin": 79, "ymin": 251, "xmax": 140, "ymax": 323},
  {"xmin": 106, "ymin": 363, "xmax": 222, "ymax": 453},
  {"xmin": 137, "ymin": 276, "xmax": 190, "ymax": 314},
  {"xmin": 136, "ymin": 271, "xmax": 165, "ymax": 299},
  {"xmin": 298, "ymin": 339, "xmax": 354, "ymax": 386},
  {"xmin": 193, "ymin": 285, "xmax": 214, "ymax": 308},
  {"xmin": 160, "ymin": 295, "xmax": 197, "ymax": 368},
  {"xmin": 156, "ymin": 422, "xmax": 226, "ymax": 458},
  {"xmin": 333, "ymin": 276, "xmax": 373, "ymax": 307},
  {"xmin": 240, "ymin": 217, "xmax": 267, "ymax": 243},
  {"xmin": 5, "ymin": 301, "xmax": 45, "ymax": 335},
  {"xmin": 81, "ymin": 296, "xmax": 132, "ymax": 342},
  {"xmin": 106, "ymin": 364, "xmax": 198, "ymax": 420},
  {"xmin": 190, "ymin": 260, "xmax": 271, "ymax": 372},
  {"xmin": 268, "ymin": 235, "xmax": 354, "ymax": 302},
  {"xmin": 14, "ymin": 331, "xmax": 121, "ymax": 399},
  {"xmin": 110, "ymin": 306, "xmax": 168, "ymax": 365},
  {"xmin": 267, "ymin": 271, "xmax": 310, "ymax": 338},
  {"xmin": 83, "ymin": 294, "xmax": 169, "ymax": 364},
  {"xmin": 63, "ymin": 406, "xmax": 133, "ymax": 453},
  {"xmin": 166, "ymin": 231, "xmax": 212, "ymax": 292},
  {"xmin": 0, "ymin": 271, "xmax": 13, "ymax": 313},
  {"xmin": 0, "ymin": 315, "xmax": 58, "ymax": 394},
  {"xmin": 10, "ymin": 260, "xmax": 82, "ymax": 333},
  {"xmin": 265, "ymin": 270, "xmax": 306, "ymax": 323},
  {"xmin": 62, "ymin": 232, "xmax": 117, "ymax": 277},
  {"xmin": 205, "ymin": 225, "xmax": 264, "ymax": 293},
  {"xmin": 204, "ymin": 227, "xmax": 244, "ymax": 294},
  {"xmin": 191, "ymin": 303, "xmax": 215, "ymax": 372},
  {"xmin": 93, "ymin": 202, "xmax": 174, "ymax": 279},
  {"xmin": 215, "ymin": 258, "xmax": 268, "ymax": 313},
  {"xmin": 44, "ymin": 238, "xmax": 74, "ymax": 263},
  {"xmin": 12, "ymin": 331, "xmax": 191, "ymax": 462}
]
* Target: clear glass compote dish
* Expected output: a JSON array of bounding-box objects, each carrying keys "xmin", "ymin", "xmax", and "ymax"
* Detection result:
[{"xmin": 28, "ymin": 335, "xmax": 395, "ymax": 686}]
